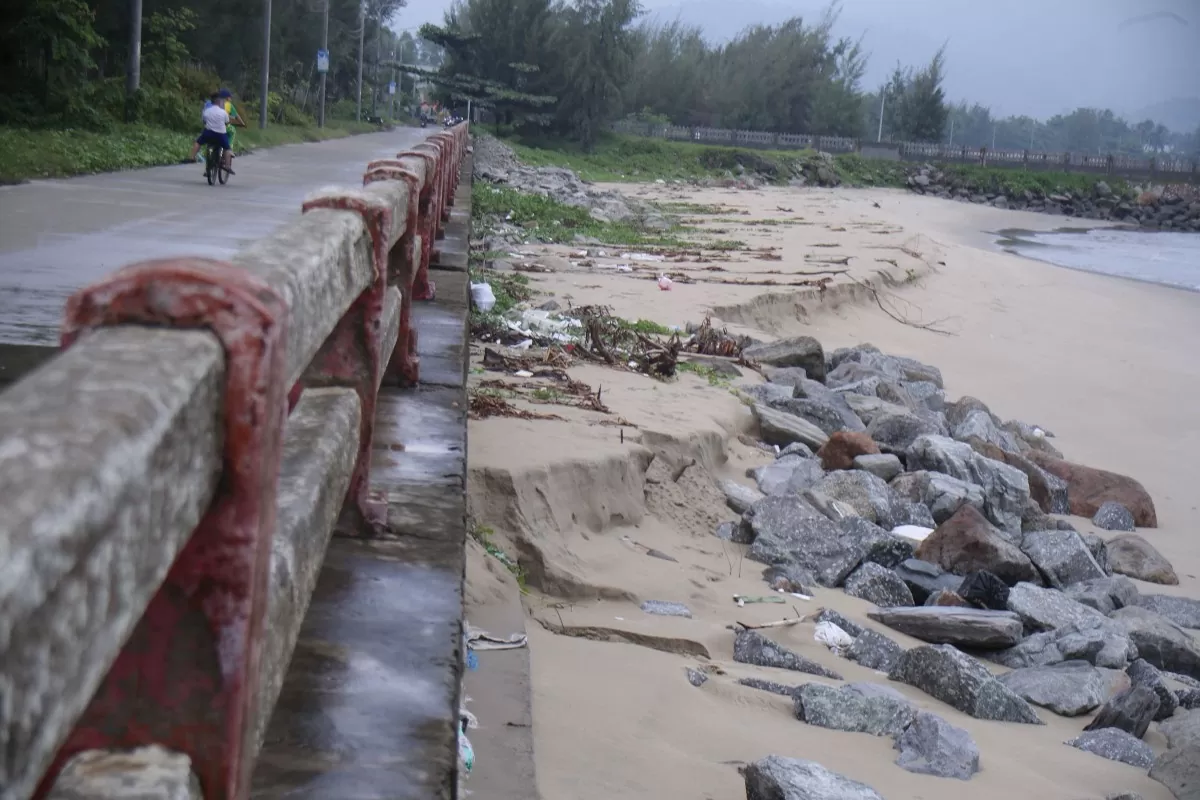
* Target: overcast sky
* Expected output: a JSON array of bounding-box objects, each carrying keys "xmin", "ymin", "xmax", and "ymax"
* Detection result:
[{"xmin": 394, "ymin": 0, "xmax": 1199, "ymax": 127}]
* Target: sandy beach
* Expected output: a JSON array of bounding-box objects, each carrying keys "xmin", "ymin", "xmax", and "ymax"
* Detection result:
[{"xmin": 463, "ymin": 177, "xmax": 1200, "ymax": 800}]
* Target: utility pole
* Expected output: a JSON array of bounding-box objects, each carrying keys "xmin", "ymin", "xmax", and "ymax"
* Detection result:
[
  {"xmin": 948, "ymin": 118, "xmax": 954, "ymax": 146},
  {"xmin": 318, "ymin": 0, "xmax": 329, "ymax": 128},
  {"xmin": 126, "ymin": 0, "xmax": 143, "ymax": 119},
  {"xmin": 356, "ymin": 1, "xmax": 365, "ymax": 121},
  {"xmin": 259, "ymin": 0, "xmax": 271, "ymax": 128},
  {"xmin": 372, "ymin": 9, "xmax": 383, "ymax": 116},
  {"xmin": 992, "ymin": 124, "xmax": 997, "ymax": 149},
  {"xmin": 876, "ymin": 91, "xmax": 886, "ymax": 143}
]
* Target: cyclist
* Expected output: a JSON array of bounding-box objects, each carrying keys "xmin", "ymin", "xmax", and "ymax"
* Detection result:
[
  {"xmin": 205, "ymin": 89, "xmax": 246, "ymax": 154},
  {"xmin": 184, "ymin": 91, "xmax": 243, "ymax": 174}
]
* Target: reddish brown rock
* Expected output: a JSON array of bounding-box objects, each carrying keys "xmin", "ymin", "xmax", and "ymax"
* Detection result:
[
  {"xmin": 926, "ymin": 589, "xmax": 973, "ymax": 608},
  {"xmin": 1026, "ymin": 452, "xmax": 1158, "ymax": 528},
  {"xmin": 818, "ymin": 431, "xmax": 880, "ymax": 471},
  {"xmin": 967, "ymin": 439, "xmax": 1068, "ymax": 515},
  {"xmin": 915, "ymin": 505, "xmax": 1039, "ymax": 585}
]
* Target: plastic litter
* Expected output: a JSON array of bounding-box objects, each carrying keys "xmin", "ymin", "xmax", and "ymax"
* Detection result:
[
  {"xmin": 657, "ymin": 274, "xmax": 673, "ymax": 291},
  {"xmin": 470, "ymin": 282, "xmax": 496, "ymax": 312},
  {"xmin": 514, "ymin": 370, "xmax": 534, "ymax": 378},
  {"xmin": 814, "ymin": 620, "xmax": 855, "ymax": 654},
  {"xmin": 892, "ymin": 524, "xmax": 935, "ymax": 543},
  {"xmin": 734, "ymin": 594, "xmax": 786, "ymax": 607},
  {"xmin": 622, "ymin": 252, "xmax": 665, "ymax": 262}
]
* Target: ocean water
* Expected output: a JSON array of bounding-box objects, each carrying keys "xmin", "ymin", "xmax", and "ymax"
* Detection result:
[{"xmin": 999, "ymin": 228, "xmax": 1200, "ymax": 292}]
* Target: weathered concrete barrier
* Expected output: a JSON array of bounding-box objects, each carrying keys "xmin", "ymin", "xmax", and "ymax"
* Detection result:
[{"xmin": 0, "ymin": 123, "xmax": 469, "ymax": 800}]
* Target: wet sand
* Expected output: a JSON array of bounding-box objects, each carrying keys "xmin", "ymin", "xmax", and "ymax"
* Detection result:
[{"xmin": 464, "ymin": 181, "xmax": 1200, "ymax": 800}]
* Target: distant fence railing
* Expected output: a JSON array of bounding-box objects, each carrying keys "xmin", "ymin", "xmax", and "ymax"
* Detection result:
[
  {"xmin": 0, "ymin": 123, "xmax": 469, "ymax": 800},
  {"xmin": 612, "ymin": 120, "xmax": 1200, "ymax": 183}
]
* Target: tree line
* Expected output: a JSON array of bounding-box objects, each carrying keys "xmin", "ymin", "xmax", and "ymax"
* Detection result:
[
  {"xmin": 2, "ymin": 0, "xmax": 1197, "ymax": 159},
  {"xmin": 423, "ymin": 0, "xmax": 1199, "ymax": 156},
  {"xmin": 0, "ymin": 0, "xmax": 438, "ymax": 130}
]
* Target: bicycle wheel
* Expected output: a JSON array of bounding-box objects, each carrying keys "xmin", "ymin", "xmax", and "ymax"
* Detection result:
[
  {"xmin": 205, "ymin": 146, "xmax": 216, "ymax": 186},
  {"xmin": 217, "ymin": 149, "xmax": 230, "ymax": 185}
]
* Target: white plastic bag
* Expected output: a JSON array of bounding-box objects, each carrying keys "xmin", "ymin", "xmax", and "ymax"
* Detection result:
[
  {"xmin": 470, "ymin": 282, "xmax": 496, "ymax": 312},
  {"xmin": 814, "ymin": 620, "xmax": 854, "ymax": 654}
]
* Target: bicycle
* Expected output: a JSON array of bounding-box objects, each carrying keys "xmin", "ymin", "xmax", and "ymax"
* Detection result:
[{"xmin": 204, "ymin": 142, "xmax": 230, "ymax": 186}]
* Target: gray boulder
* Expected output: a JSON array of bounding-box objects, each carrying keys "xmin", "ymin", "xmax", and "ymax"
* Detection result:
[
  {"xmin": 998, "ymin": 661, "xmax": 1121, "ymax": 716},
  {"xmin": 868, "ymin": 411, "xmax": 944, "ymax": 451},
  {"xmin": 816, "ymin": 470, "xmax": 904, "ymax": 529},
  {"xmin": 745, "ymin": 337, "xmax": 826, "ymax": 380},
  {"xmin": 958, "ymin": 570, "xmax": 1010, "ymax": 611},
  {"xmin": 1007, "ymin": 581, "xmax": 1112, "ymax": 632},
  {"xmin": 802, "ymin": 489, "xmax": 860, "ymax": 524},
  {"xmin": 1066, "ymin": 576, "xmax": 1140, "ymax": 615},
  {"xmin": 952, "ymin": 408, "xmax": 1021, "ymax": 452},
  {"xmin": 1067, "ymin": 728, "xmax": 1154, "ymax": 768},
  {"xmin": 1083, "ymin": 685, "xmax": 1160, "ymax": 738},
  {"xmin": 1127, "ymin": 658, "xmax": 1179, "ymax": 721},
  {"xmin": 857, "ymin": 526, "xmax": 916, "ymax": 570},
  {"xmin": 868, "ymin": 606, "xmax": 1023, "ymax": 649},
  {"xmin": 778, "ymin": 442, "xmax": 815, "ymax": 459},
  {"xmin": 815, "ymin": 608, "xmax": 865, "ymax": 637},
  {"xmin": 892, "ymin": 355, "xmax": 944, "ymax": 388},
  {"xmin": 1149, "ymin": 744, "xmax": 1200, "ymax": 800},
  {"xmin": 763, "ymin": 366, "xmax": 810, "ymax": 388},
  {"xmin": 753, "ymin": 456, "xmax": 825, "ymax": 496},
  {"xmin": 720, "ymin": 479, "xmax": 763, "ymax": 515},
  {"xmin": 795, "ymin": 682, "xmax": 916, "ymax": 736},
  {"xmin": 847, "ymin": 628, "xmax": 906, "ymax": 673},
  {"xmin": 1111, "ymin": 606, "xmax": 1200, "ymax": 681},
  {"xmin": 894, "ymin": 711, "xmax": 981, "ymax": 780},
  {"xmin": 768, "ymin": 396, "xmax": 866, "ymax": 436},
  {"xmin": 907, "ymin": 435, "xmax": 1031, "ymax": 534},
  {"xmin": 754, "ymin": 403, "xmax": 830, "ymax": 450},
  {"xmin": 853, "ymin": 453, "xmax": 903, "ymax": 482},
  {"xmin": 1138, "ymin": 595, "xmax": 1200, "ymax": 630},
  {"xmin": 733, "ymin": 630, "xmax": 843, "ymax": 679},
  {"xmin": 738, "ymin": 677, "xmax": 800, "ymax": 697},
  {"xmin": 686, "ymin": 667, "xmax": 708, "ymax": 687},
  {"xmin": 748, "ymin": 495, "xmax": 867, "ymax": 587},
  {"xmin": 888, "ymin": 644, "xmax": 1044, "ymax": 724},
  {"xmin": 894, "ymin": 500, "xmax": 938, "ymax": 529},
  {"xmin": 715, "ymin": 521, "xmax": 737, "ymax": 541},
  {"xmin": 1021, "ymin": 529, "xmax": 1106, "ymax": 589},
  {"xmin": 829, "ymin": 343, "xmax": 882, "ymax": 371},
  {"xmin": 1106, "ymin": 533, "xmax": 1179, "ymax": 585},
  {"xmin": 841, "ymin": 393, "xmax": 911, "ymax": 427},
  {"xmin": 894, "ymin": 559, "xmax": 963, "ymax": 604},
  {"xmin": 744, "ymin": 756, "xmax": 884, "ymax": 800},
  {"xmin": 890, "ymin": 470, "xmax": 986, "ymax": 525},
  {"xmin": 904, "ymin": 381, "xmax": 946, "ymax": 412},
  {"xmin": 791, "ymin": 379, "xmax": 866, "ymax": 431},
  {"xmin": 763, "ymin": 565, "xmax": 816, "ymax": 595},
  {"xmin": 1093, "ymin": 501, "xmax": 1136, "ymax": 532},
  {"xmin": 1160, "ymin": 708, "xmax": 1200, "ymax": 750},
  {"xmin": 992, "ymin": 618, "xmax": 1138, "ymax": 670},
  {"xmin": 844, "ymin": 562, "xmax": 914, "ymax": 608}
]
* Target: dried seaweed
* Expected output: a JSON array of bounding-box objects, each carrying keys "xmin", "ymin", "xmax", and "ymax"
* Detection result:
[
  {"xmin": 683, "ymin": 316, "xmax": 750, "ymax": 358},
  {"xmin": 468, "ymin": 391, "xmax": 565, "ymax": 421}
]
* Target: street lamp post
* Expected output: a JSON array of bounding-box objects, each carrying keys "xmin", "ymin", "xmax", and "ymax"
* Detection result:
[
  {"xmin": 876, "ymin": 91, "xmax": 886, "ymax": 143},
  {"xmin": 126, "ymin": 0, "xmax": 143, "ymax": 120},
  {"xmin": 356, "ymin": 1, "xmax": 365, "ymax": 121},
  {"xmin": 318, "ymin": 0, "xmax": 329, "ymax": 128}
]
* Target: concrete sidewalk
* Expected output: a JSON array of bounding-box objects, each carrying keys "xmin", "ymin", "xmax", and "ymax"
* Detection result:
[{"xmin": 0, "ymin": 128, "xmax": 431, "ymax": 358}]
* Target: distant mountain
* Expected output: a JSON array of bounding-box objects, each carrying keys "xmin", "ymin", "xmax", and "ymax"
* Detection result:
[{"xmin": 1128, "ymin": 97, "xmax": 1200, "ymax": 133}]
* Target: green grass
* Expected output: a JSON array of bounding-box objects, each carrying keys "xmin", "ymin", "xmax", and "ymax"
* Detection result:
[
  {"xmin": 833, "ymin": 153, "xmax": 911, "ymax": 188},
  {"xmin": 471, "ymin": 182, "xmax": 698, "ymax": 247},
  {"xmin": 676, "ymin": 360, "xmax": 732, "ymax": 387},
  {"xmin": 936, "ymin": 165, "xmax": 1133, "ymax": 199},
  {"xmin": 618, "ymin": 318, "xmax": 673, "ymax": 336},
  {"xmin": 469, "ymin": 522, "xmax": 528, "ymax": 593},
  {"xmin": 0, "ymin": 120, "xmax": 390, "ymax": 183}
]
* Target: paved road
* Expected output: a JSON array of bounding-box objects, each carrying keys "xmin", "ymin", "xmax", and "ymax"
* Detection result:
[{"xmin": 0, "ymin": 128, "xmax": 432, "ymax": 348}]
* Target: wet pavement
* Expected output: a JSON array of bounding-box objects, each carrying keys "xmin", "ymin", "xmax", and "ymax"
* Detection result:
[
  {"xmin": 0, "ymin": 128, "xmax": 431, "ymax": 357},
  {"xmin": 250, "ymin": 166, "xmax": 473, "ymax": 799}
]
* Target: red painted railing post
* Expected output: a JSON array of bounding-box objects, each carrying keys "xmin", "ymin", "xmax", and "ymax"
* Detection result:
[
  {"xmin": 299, "ymin": 189, "xmax": 393, "ymax": 528},
  {"xmin": 396, "ymin": 149, "xmax": 440, "ymax": 302},
  {"xmin": 37, "ymin": 258, "xmax": 290, "ymax": 800}
]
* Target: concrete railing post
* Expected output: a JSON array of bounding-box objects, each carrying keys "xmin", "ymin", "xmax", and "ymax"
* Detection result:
[{"xmin": 39, "ymin": 258, "xmax": 291, "ymax": 800}]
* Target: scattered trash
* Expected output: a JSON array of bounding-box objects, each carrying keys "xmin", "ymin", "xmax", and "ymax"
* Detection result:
[
  {"xmin": 465, "ymin": 623, "xmax": 530, "ymax": 652},
  {"xmin": 814, "ymin": 620, "xmax": 854, "ymax": 654},
  {"xmin": 621, "ymin": 252, "xmax": 665, "ymax": 262},
  {"xmin": 513, "ymin": 370, "xmax": 534, "ymax": 378},
  {"xmin": 735, "ymin": 612, "xmax": 814, "ymax": 631},
  {"xmin": 470, "ymin": 282, "xmax": 496, "ymax": 312},
  {"xmin": 892, "ymin": 524, "xmax": 935, "ymax": 543},
  {"xmin": 641, "ymin": 600, "xmax": 693, "ymax": 618},
  {"xmin": 733, "ymin": 594, "xmax": 787, "ymax": 607},
  {"xmin": 657, "ymin": 274, "xmax": 674, "ymax": 291}
]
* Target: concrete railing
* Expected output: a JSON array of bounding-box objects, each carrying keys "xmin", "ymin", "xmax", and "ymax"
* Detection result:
[
  {"xmin": 612, "ymin": 120, "xmax": 1200, "ymax": 183},
  {"xmin": 0, "ymin": 123, "xmax": 470, "ymax": 800}
]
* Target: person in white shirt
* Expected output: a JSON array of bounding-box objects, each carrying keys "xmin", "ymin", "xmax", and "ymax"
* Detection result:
[{"xmin": 185, "ymin": 92, "xmax": 239, "ymax": 174}]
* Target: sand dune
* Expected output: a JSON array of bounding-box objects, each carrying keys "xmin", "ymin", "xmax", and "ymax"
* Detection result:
[{"xmin": 465, "ymin": 181, "xmax": 1200, "ymax": 800}]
